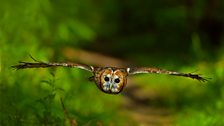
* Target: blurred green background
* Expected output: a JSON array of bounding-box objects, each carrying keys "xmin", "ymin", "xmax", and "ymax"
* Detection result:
[{"xmin": 1, "ymin": 0, "xmax": 224, "ymax": 125}]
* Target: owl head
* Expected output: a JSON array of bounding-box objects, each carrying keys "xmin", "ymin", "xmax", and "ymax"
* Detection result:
[{"xmin": 93, "ymin": 67, "xmax": 128, "ymax": 94}]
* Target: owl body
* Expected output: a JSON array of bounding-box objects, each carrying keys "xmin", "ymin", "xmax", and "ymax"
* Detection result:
[{"xmin": 12, "ymin": 57, "xmax": 208, "ymax": 94}]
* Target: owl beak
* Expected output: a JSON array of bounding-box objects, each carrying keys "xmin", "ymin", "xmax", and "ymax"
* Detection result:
[{"xmin": 109, "ymin": 80, "xmax": 113, "ymax": 89}]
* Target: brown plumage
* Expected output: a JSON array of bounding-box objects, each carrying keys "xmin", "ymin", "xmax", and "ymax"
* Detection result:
[{"xmin": 12, "ymin": 57, "xmax": 208, "ymax": 94}]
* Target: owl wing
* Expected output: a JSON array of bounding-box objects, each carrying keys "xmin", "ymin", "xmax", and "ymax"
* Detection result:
[
  {"xmin": 127, "ymin": 67, "xmax": 208, "ymax": 82},
  {"xmin": 12, "ymin": 57, "xmax": 94, "ymax": 72}
]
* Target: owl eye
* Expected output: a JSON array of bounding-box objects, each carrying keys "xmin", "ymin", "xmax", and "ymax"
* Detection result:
[
  {"xmin": 114, "ymin": 78, "xmax": 120, "ymax": 83},
  {"xmin": 104, "ymin": 76, "xmax": 110, "ymax": 82}
]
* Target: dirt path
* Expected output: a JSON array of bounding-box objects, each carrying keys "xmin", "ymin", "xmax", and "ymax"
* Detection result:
[{"xmin": 121, "ymin": 84, "xmax": 176, "ymax": 126}]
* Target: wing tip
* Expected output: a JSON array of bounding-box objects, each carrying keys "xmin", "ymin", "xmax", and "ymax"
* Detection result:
[
  {"xmin": 188, "ymin": 73, "xmax": 211, "ymax": 82},
  {"xmin": 11, "ymin": 64, "xmax": 24, "ymax": 70}
]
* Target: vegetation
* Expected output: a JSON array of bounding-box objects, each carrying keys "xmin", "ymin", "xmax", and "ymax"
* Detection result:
[{"xmin": 1, "ymin": 0, "xmax": 224, "ymax": 125}]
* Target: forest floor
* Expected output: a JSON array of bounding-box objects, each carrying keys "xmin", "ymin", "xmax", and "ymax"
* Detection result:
[{"xmin": 121, "ymin": 84, "xmax": 176, "ymax": 126}]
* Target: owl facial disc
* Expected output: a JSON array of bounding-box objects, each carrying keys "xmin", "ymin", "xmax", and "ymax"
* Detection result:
[{"xmin": 94, "ymin": 68, "xmax": 127, "ymax": 94}]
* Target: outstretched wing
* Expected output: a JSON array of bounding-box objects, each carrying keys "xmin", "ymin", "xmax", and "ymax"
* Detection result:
[
  {"xmin": 127, "ymin": 67, "xmax": 208, "ymax": 82},
  {"xmin": 12, "ymin": 57, "xmax": 94, "ymax": 72}
]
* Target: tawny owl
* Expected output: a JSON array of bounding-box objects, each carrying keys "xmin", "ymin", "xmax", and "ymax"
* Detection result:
[{"xmin": 12, "ymin": 57, "xmax": 207, "ymax": 94}]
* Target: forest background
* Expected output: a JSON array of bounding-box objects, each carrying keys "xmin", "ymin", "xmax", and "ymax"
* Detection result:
[{"xmin": 1, "ymin": 0, "xmax": 224, "ymax": 125}]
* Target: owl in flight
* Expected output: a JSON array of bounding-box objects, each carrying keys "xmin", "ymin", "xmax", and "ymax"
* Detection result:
[{"xmin": 12, "ymin": 56, "xmax": 207, "ymax": 94}]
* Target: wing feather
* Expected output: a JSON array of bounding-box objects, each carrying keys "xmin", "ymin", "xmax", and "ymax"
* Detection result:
[
  {"xmin": 12, "ymin": 61, "xmax": 94, "ymax": 72},
  {"xmin": 128, "ymin": 67, "xmax": 208, "ymax": 82}
]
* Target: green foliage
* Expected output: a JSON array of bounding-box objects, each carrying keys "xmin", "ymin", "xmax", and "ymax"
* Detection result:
[
  {"xmin": 177, "ymin": 103, "xmax": 224, "ymax": 126},
  {"xmin": 1, "ymin": 0, "xmax": 224, "ymax": 125}
]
